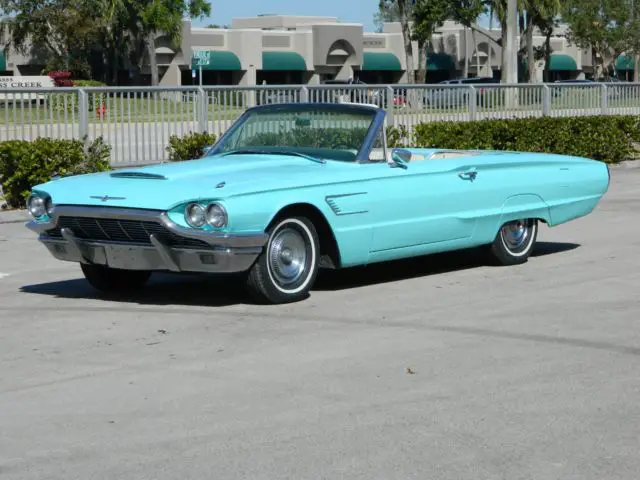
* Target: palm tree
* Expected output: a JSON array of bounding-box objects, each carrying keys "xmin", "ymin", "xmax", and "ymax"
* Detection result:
[{"xmin": 523, "ymin": 0, "xmax": 562, "ymax": 82}]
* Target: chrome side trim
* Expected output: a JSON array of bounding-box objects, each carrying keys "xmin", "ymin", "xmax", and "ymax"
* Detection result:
[{"xmin": 25, "ymin": 205, "xmax": 269, "ymax": 249}]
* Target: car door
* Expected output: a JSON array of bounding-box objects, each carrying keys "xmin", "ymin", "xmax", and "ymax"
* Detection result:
[{"xmin": 365, "ymin": 152, "xmax": 482, "ymax": 255}]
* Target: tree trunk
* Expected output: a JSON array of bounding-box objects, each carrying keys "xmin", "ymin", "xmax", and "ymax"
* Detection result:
[
  {"xmin": 472, "ymin": 29, "xmax": 479, "ymax": 77},
  {"xmin": 398, "ymin": 0, "xmax": 414, "ymax": 83},
  {"xmin": 526, "ymin": 19, "xmax": 535, "ymax": 82},
  {"xmin": 146, "ymin": 32, "xmax": 159, "ymax": 86},
  {"xmin": 543, "ymin": 34, "xmax": 551, "ymax": 82},
  {"xmin": 462, "ymin": 28, "xmax": 469, "ymax": 79},
  {"xmin": 500, "ymin": 27, "xmax": 508, "ymax": 82},
  {"xmin": 416, "ymin": 41, "xmax": 427, "ymax": 84}
]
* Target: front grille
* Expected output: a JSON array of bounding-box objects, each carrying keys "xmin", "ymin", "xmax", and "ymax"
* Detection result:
[{"xmin": 44, "ymin": 216, "xmax": 210, "ymax": 249}]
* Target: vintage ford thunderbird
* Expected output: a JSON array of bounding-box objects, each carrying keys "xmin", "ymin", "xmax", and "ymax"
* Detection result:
[{"xmin": 25, "ymin": 102, "xmax": 610, "ymax": 303}]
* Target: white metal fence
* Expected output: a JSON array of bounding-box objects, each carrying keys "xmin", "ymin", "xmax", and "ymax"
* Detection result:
[{"xmin": 1, "ymin": 82, "xmax": 639, "ymax": 166}]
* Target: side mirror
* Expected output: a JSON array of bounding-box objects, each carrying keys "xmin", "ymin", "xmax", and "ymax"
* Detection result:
[{"xmin": 390, "ymin": 149, "xmax": 410, "ymax": 169}]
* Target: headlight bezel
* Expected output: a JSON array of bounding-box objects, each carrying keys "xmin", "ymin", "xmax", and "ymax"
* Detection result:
[
  {"xmin": 206, "ymin": 203, "xmax": 228, "ymax": 228},
  {"xmin": 27, "ymin": 193, "xmax": 52, "ymax": 219},
  {"xmin": 184, "ymin": 202, "xmax": 207, "ymax": 228},
  {"xmin": 183, "ymin": 201, "xmax": 228, "ymax": 230}
]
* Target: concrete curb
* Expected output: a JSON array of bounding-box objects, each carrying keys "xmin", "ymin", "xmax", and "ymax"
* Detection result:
[
  {"xmin": 612, "ymin": 160, "xmax": 640, "ymax": 169},
  {"xmin": 0, "ymin": 209, "xmax": 29, "ymax": 224}
]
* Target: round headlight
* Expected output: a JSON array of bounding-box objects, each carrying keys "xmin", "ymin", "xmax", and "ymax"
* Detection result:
[
  {"xmin": 206, "ymin": 203, "xmax": 227, "ymax": 228},
  {"xmin": 28, "ymin": 195, "xmax": 47, "ymax": 218},
  {"xmin": 185, "ymin": 203, "xmax": 206, "ymax": 228}
]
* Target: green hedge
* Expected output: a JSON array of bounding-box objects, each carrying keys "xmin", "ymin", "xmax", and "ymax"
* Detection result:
[
  {"xmin": 166, "ymin": 131, "xmax": 217, "ymax": 161},
  {"xmin": 0, "ymin": 137, "xmax": 111, "ymax": 208},
  {"xmin": 408, "ymin": 115, "xmax": 640, "ymax": 164}
]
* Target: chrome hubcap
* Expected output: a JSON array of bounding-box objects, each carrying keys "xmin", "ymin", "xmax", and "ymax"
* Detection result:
[
  {"xmin": 268, "ymin": 227, "xmax": 307, "ymax": 286},
  {"xmin": 501, "ymin": 219, "xmax": 531, "ymax": 251}
]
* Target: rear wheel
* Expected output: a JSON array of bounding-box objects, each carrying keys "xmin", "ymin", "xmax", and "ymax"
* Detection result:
[
  {"xmin": 80, "ymin": 264, "xmax": 152, "ymax": 292},
  {"xmin": 488, "ymin": 218, "xmax": 538, "ymax": 265},
  {"xmin": 246, "ymin": 216, "xmax": 320, "ymax": 304}
]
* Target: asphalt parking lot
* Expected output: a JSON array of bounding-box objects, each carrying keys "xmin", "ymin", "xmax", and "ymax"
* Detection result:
[{"xmin": 1, "ymin": 164, "xmax": 639, "ymax": 480}]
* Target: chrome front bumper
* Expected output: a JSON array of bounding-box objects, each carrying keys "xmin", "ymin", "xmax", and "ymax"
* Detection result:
[{"xmin": 26, "ymin": 206, "xmax": 269, "ymax": 274}]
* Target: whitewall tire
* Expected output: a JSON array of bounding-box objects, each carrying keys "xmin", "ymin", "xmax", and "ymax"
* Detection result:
[
  {"xmin": 246, "ymin": 216, "xmax": 320, "ymax": 304},
  {"xmin": 489, "ymin": 218, "xmax": 538, "ymax": 265}
]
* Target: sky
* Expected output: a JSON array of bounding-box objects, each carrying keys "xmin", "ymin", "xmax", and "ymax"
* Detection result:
[
  {"xmin": 192, "ymin": 1, "xmax": 493, "ymax": 32},
  {"xmin": 192, "ymin": 0, "xmax": 379, "ymax": 31}
]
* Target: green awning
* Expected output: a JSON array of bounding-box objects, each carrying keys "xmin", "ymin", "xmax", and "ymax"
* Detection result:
[
  {"xmin": 427, "ymin": 52, "xmax": 455, "ymax": 71},
  {"xmin": 616, "ymin": 54, "xmax": 634, "ymax": 71},
  {"xmin": 362, "ymin": 52, "xmax": 402, "ymax": 71},
  {"xmin": 548, "ymin": 53, "xmax": 578, "ymax": 71},
  {"xmin": 262, "ymin": 51, "xmax": 307, "ymax": 71},
  {"xmin": 192, "ymin": 50, "xmax": 241, "ymax": 70},
  {"xmin": 0, "ymin": 53, "xmax": 5, "ymax": 71}
]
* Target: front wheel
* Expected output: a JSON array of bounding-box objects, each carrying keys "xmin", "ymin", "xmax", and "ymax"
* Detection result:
[
  {"xmin": 80, "ymin": 263, "xmax": 152, "ymax": 292},
  {"xmin": 488, "ymin": 218, "xmax": 538, "ymax": 265},
  {"xmin": 245, "ymin": 216, "xmax": 320, "ymax": 304}
]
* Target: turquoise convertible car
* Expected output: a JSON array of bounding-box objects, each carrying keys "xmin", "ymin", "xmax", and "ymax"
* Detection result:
[{"xmin": 25, "ymin": 102, "xmax": 610, "ymax": 304}]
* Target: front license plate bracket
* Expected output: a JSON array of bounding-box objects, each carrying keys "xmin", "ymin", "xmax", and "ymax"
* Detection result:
[{"xmin": 104, "ymin": 244, "xmax": 145, "ymax": 269}]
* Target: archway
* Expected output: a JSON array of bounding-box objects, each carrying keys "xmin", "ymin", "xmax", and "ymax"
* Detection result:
[{"xmin": 316, "ymin": 39, "xmax": 357, "ymax": 82}]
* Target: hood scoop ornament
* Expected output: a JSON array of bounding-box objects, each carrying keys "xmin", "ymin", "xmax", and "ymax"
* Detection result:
[{"xmin": 110, "ymin": 171, "xmax": 167, "ymax": 180}]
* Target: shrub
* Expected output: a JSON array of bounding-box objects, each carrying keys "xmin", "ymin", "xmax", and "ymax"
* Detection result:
[
  {"xmin": 166, "ymin": 131, "xmax": 218, "ymax": 161},
  {"xmin": 387, "ymin": 125, "xmax": 409, "ymax": 147},
  {"xmin": 412, "ymin": 115, "xmax": 640, "ymax": 164},
  {"xmin": 0, "ymin": 137, "xmax": 111, "ymax": 208}
]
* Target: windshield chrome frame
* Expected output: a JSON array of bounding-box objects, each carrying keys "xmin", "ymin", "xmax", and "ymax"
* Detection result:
[{"xmin": 204, "ymin": 102, "xmax": 387, "ymax": 164}]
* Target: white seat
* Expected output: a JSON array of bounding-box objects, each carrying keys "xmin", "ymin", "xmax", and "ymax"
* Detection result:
[{"xmin": 369, "ymin": 147, "xmax": 392, "ymax": 162}]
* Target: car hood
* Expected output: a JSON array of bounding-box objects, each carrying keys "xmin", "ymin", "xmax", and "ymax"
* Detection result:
[{"xmin": 34, "ymin": 154, "xmax": 342, "ymax": 210}]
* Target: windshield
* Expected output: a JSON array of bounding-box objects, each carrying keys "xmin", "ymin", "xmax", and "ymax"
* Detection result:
[{"xmin": 208, "ymin": 104, "xmax": 378, "ymax": 162}]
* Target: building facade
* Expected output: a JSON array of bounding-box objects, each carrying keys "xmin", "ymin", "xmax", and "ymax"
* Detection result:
[{"xmin": 0, "ymin": 14, "xmax": 635, "ymax": 85}]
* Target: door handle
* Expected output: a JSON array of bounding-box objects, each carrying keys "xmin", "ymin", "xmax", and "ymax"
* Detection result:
[{"xmin": 458, "ymin": 169, "xmax": 478, "ymax": 181}]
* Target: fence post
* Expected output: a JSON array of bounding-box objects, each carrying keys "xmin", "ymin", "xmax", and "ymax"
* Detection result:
[
  {"xmin": 386, "ymin": 86, "xmax": 395, "ymax": 126},
  {"xmin": 468, "ymin": 86, "xmax": 477, "ymax": 121},
  {"xmin": 300, "ymin": 86, "xmax": 309, "ymax": 102},
  {"xmin": 78, "ymin": 89, "xmax": 88, "ymax": 141},
  {"xmin": 601, "ymin": 84, "xmax": 608, "ymax": 115},
  {"xmin": 197, "ymin": 87, "xmax": 207, "ymax": 133},
  {"xmin": 542, "ymin": 84, "xmax": 550, "ymax": 116}
]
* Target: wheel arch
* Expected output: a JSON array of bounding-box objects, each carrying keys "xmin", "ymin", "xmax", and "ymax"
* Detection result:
[
  {"xmin": 267, "ymin": 203, "xmax": 342, "ymax": 269},
  {"xmin": 496, "ymin": 193, "xmax": 551, "ymax": 234}
]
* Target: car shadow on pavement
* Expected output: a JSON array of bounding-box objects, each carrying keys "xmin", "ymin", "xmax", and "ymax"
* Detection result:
[
  {"xmin": 20, "ymin": 272, "xmax": 248, "ymax": 307},
  {"xmin": 20, "ymin": 242, "xmax": 579, "ymax": 305},
  {"xmin": 313, "ymin": 241, "xmax": 580, "ymax": 291}
]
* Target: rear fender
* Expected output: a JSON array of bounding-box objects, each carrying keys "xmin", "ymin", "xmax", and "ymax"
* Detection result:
[{"xmin": 497, "ymin": 194, "xmax": 551, "ymax": 229}]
